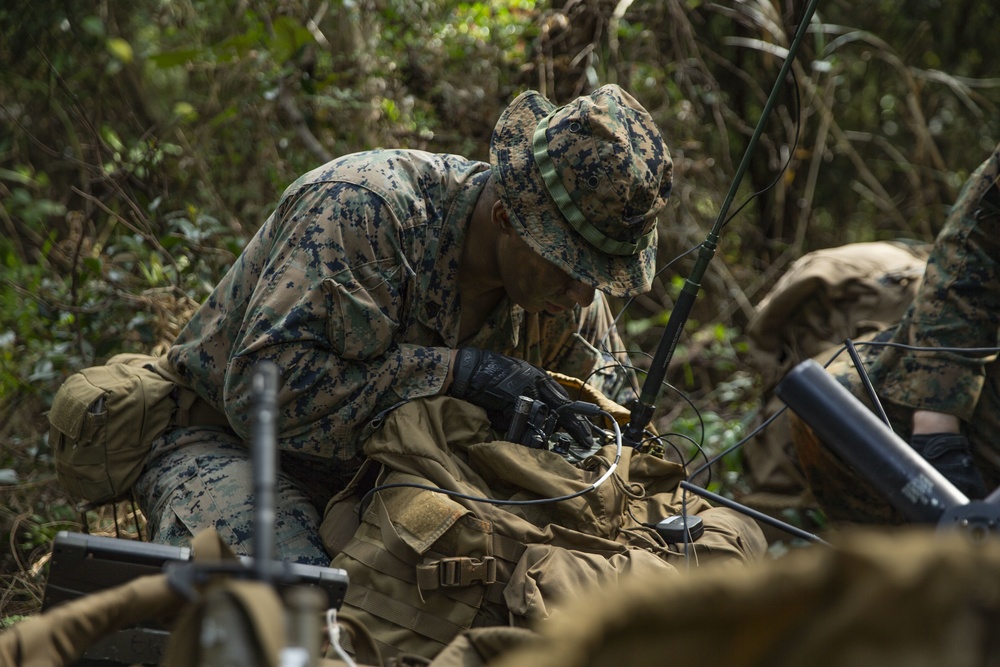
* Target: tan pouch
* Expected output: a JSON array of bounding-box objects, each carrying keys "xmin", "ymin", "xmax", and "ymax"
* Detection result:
[{"xmin": 48, "ymin": 353, "xmax": 181, "ymax": 504}]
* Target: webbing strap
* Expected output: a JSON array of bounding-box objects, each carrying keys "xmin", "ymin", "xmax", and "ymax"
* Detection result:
[
  {"xmin": 371, "ymin": 490, "xmax": 526, "ymax": 566},
  {"xmin": 492, "ymin": 532, "xmax": 527, "ymax": 563},
  {"xmin": 415, "ymin": 521, "xmax": 525, "ymax": 568},
  {"xmin": 362, "ymin": 491, "xmax": 528, "ymax": 611},
  {"xmin": 343, "ymin": 536, "xmax": 485, "ymax": 608},
  {"xmin": 333, "ymin": 608, "xmax": 401, "ymax": 663},
  {"xmin": 484, "ymin": 579, "xmax": 507, "ymax": 606},
  {"xmin": 371, "ymin": 635, "xmax": 400, "ymax": 663},
  {"xmin": 345, "ymin": 586, "xmax": 463, "ymax": 646}
]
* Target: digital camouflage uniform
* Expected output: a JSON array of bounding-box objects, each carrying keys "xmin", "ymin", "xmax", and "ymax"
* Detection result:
[
  {"xmin": 136, "ymin": 150, "xmax": 639, "ymax": 563},
  {"xmin": 795, "ymin": 143, "xmax": 1000, "ymax": 523}
]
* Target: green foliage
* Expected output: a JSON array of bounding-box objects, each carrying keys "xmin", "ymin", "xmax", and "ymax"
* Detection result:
[
  {"xmin": 18, "ymin": 507, "xmax": 79, "ymax": 554},
  {"xmin": 669, "ymin": 409, "xmax": 748, "ymax": 494},
  {"xmin": 0, "ymin": 615, "xmax": 31, "ymax": 629},
  {"xmin": 652, "ymin": 323, "xmax": 757, "ymax": 497}
]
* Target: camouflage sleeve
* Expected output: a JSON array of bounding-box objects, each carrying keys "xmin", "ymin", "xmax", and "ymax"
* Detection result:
[
  {"xmin": 879, "ymin": 146, "xmax": 1000, "ymax": 421},
  {"xmin": 222, "ymin": 182, "xmax": 449, "ymax": 461},
  {"xmin": 541, "ymin": 291, "xmax": 639, "ymax": 404}
]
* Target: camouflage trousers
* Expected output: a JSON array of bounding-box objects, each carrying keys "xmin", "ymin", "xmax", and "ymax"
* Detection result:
[
  {"xmin": 793, "ymin": 334, "xmax": 1000, "ymax": 525},
  {"xmin": 134, "ymin": 425, "xmax": 333, "ymax": 565}
]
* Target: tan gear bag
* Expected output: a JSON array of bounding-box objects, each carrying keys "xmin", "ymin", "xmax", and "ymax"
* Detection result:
[
  {"xmin": 47, "ymin": 353, "xmax": 226, "ymax": 505},
  {"xmin": 321, "ymin": 379, "xmax": 766, "ymax": 665}
]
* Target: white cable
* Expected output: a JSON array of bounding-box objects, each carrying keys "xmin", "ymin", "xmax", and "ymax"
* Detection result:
[
  {"xmin": 325, "ymin": 608, "xmax": 358, "ymax": 667},
  {"xmin": 585, "ymin": 411, "xmax": 622, "ymax": 493}
]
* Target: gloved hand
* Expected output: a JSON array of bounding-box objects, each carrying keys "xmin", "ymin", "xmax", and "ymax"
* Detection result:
[
  {"xmin": 448, "ymin": 348, "xmax": 595, "ymax": 449},
  {"xmin": 910, "ymin": 433, "xmax": 987, "ymax": 499}
]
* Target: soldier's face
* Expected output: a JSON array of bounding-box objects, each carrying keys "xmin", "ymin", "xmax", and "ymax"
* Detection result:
[{"xmin": 498, "ymin": 229, "xmax": 595, "ymax": 315}]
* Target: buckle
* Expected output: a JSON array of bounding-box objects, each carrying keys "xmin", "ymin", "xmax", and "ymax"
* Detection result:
[{"xmin": 436, "ymin": 556, "xmax": 497, "ymax": 587}]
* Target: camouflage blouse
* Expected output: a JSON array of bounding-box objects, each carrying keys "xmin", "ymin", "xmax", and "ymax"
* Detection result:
[
  {"xmin": 166, "ymin": 150, "xmax": 633, "ymax": 462},
  {"xmin": 874, "ymin": 143, "xmax": 1000, "ymax": 421}
]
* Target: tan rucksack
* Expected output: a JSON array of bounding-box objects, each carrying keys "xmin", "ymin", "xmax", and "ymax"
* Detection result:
[
  {"xmin": 740, "ymin": 240, "xmax": 931, "ymax": 520},
  {"xmin": 321, "ymin": 377, "xmax": 766, "ymax": 665}
]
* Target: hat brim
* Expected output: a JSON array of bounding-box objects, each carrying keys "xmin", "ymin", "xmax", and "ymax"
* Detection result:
[{"xmin": 490, "ymin": 91, "xmax": 657, "ymax": 299}]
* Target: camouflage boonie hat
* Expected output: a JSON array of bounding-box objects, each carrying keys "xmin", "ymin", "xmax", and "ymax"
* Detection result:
[{"xmin": 490, "ymin": 84, "xmax": 673, "ymax": 297}]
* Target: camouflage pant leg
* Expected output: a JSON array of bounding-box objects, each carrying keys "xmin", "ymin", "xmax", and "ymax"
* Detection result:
[{"xmin": 133, "ymin": 425, "xmax": 330, "ymax": 565}]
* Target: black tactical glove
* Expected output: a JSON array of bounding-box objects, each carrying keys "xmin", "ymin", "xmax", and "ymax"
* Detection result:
[
  {"xmin": 910, "ymin": 433, "xmax": 987, "ymax": 499},
  {"xmin": 448, "ymin": 348, "xmax": 595, "ymax": 449}
]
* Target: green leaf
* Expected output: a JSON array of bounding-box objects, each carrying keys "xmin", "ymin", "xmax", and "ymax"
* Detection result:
[
  {"xmin": 270, "ymin": 16, "xmax": 314, "ymax": 64},
  {"xmin": 380, "ymin": 98, "xmax": 401, "ymax": 122},
  {"xmin": 106, "ymin": 37, "xmax": 134, "ymax": 64},
  {"xmin": 81, "ymin": 16, "xmax": 105, "ymax": 37},
  {"xmin": 83, "ymin": 257, "xmax": 103, "ymax": 276},
  {"xmin": 173, "ymin": 102, "xmax": 198, "ymax": 122},
  {"xmin": 211, "ymin": 23, "xmax": 264, "ymax": 63},
  {"xmin": 148, "ymin": 47, "xmax": 205, "ymax": 68},
  {"xmin": 0, "ymin": 168, "xmax": 37, "ymax": 187},
  {"xmin": 160, "ymin": 142, "xmax": 184, "ymax": 156},
  {"xmin": 100, "ymin": 126, "xmax": 126, "ymax": 152}
]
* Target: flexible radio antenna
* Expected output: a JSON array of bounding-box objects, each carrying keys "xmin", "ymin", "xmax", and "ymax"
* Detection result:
[{"xmin": 624, "ymin": 0, "xmax": 822, "ymax": 446}]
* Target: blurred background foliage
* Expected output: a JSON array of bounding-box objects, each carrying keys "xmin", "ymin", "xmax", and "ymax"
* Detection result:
[{"xmin": 2, "ymin": 0, "xmax": 1000, "ymax": 616}]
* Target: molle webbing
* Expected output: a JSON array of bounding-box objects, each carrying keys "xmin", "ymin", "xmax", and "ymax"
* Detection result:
[{"xmin": 331, "ymin": 491, "xmax": 525, "ymax": 661}]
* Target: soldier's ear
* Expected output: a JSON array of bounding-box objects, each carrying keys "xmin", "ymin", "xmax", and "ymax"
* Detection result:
[{"xmin": 492, "ymin": 201, "xmax": 515, "ymax": 234}]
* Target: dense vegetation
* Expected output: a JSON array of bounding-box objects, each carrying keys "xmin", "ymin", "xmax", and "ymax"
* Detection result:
[{"xmin": 3, "ymin": 0, "xmax": 999, "ymax": 619}]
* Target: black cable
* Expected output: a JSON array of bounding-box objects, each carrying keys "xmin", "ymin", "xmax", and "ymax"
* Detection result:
[
  {"xmin": 624, "ymin": 0, "xmax": 821, "ymax": 446},
  {"xmin": 685, "ymin": 405, "xmax": 788, "ymax": 482},
  {"xmin": 628, "ymin": 50, "xmax": 806, "ymax": 493},
  {"xmin": 644, "ymin": 430, "xmax": 710, "ymax": 477},
  {"xmin": 681, "ymin": 488, "xmax": 692, "ymax": 566},
  {"xmin": 857, "ymin": 341, "xmax": 1000, "ymax": 355},
  {"xmin": 356, "ymin": 481, "xmax": 598, "ymax": 522},
  {"xmin": 582, "ymin": 360, "xmax": 644, "ymax": 408},
  {"xmin": 700, "ymin": 338, "xmax": 1000, "ymax": 481},
  {"xmin": 690, "ymin": 337, "xmax": 1000, "ymax": 487},
  {"xmin": 584, "ymin": 361, "xmax": 711, "ymax": 464},
  {"xmin": 845, "ymin": 338, "xmax": 890, "ymax": 426},
  {"xmin": 680, "ymin": 481, "xmax": 830, "ymax": 546}
]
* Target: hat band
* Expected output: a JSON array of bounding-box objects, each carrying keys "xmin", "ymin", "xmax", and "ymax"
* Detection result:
[{"xmin": 532, "ymin": 112, "xmax": 654, "ymax": 257}]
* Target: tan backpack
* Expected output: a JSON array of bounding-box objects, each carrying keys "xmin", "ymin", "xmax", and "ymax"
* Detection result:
[
  {"xmin": 321, "ymin": 378, "xmax": 766, "ymax": 665},
  {"xmin": 740, "ymin": 240, "xmax": 931, "ymax": 520},
  {"xmin": 488, "ymin": 527, "xmax": 1000, "ymax": 667}
]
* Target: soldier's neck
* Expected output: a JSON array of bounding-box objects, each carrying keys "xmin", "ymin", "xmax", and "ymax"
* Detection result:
[{"xmin": 457, "ymin": 189, "xmax": 505, "ymax": 341}]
